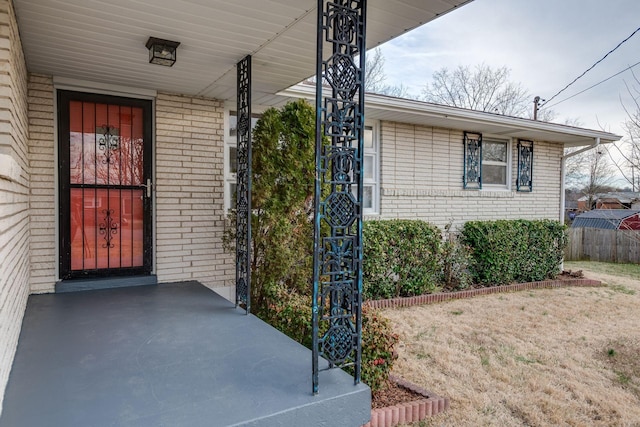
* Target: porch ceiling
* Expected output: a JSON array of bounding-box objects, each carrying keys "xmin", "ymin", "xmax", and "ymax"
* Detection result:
[{"xmin": 14, "ymin": 0, "xmax": 471, "ymax": 102}]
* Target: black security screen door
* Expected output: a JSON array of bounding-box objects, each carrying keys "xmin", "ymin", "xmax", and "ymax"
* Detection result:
[{"xmin": 58, "ymin": 91, "xmax": 152, "ymax": 279}]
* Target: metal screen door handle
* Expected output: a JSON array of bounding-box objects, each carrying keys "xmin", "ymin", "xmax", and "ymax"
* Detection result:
[{"xmin": 142, "ymin": 179, "xmax": 152, "ymax": 198}]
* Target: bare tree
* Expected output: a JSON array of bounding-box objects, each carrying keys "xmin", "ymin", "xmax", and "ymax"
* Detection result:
[
  {"xmin": 364, "ymin": 48, "xmax": 413, "ymax": 98},
  {"xmin": 422, "ymin": 64, "xmax": 531, "ymax": 116},
  {"xmin": 606, "ymin": 73, "xmax": 640, "ymax": 191},
  {"xmin": 566, "ymin": 148, "xmax": 616, "ymax": 209},
  {"xmin": 364, "ymin": 48, "xmax": 387, "ymax": 93}
]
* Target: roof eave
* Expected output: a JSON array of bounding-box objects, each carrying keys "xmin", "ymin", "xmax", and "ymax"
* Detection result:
[{"xmin": 280, "ymin": 84, "xmax": 623, "ymax": 147}]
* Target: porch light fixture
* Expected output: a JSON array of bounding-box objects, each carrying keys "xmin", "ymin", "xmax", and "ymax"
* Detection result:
[{"xmin": 145, "ymin": 37, "xmax": 180, "ymax": 67}]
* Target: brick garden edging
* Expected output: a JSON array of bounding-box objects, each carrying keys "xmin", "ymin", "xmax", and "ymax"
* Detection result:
[
  {"xmin": 364, "ymin": 278, "xmax": 602, "ymax": 310},
  {"xmin": 362, "ymin": 375, "xmax": 449, "ymax": 427}
]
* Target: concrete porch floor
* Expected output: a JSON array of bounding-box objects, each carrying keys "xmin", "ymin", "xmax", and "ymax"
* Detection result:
[{"xmin": 0, "ymin": 281, "xmax": 370, "ymax": 426}]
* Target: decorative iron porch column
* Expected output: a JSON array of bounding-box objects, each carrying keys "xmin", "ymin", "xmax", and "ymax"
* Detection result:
[
  {"xmin": 236, "ymin": 55, "xmax": 252, "ymax": 314},
  {"xmin": 312, "ymin": 0, "xmax": 366, "ymax": 394}
]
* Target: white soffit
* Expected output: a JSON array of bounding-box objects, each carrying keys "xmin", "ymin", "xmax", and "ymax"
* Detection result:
[{"xmin": 14, "ymin": 0, "xmax": 471, "ymax": 101}]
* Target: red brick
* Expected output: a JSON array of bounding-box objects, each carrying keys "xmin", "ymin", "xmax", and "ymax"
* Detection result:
[
  {"xmin": 370, "ymin": 410, "xmax": 378, "ymax": 427},
  {"xmin": 397, "ymin": 404, "xmax": 405, "ymax": 424},
  {"xmin": 412, "ymin": 402, "xmax": 419, "ymax": 421},
  {"xmin": 390, "ymin": 406, "xmax": 399, "ymax": 425},
  {"xmin": 403, "ymin": 404, "xmax": 412, "ymax": 423}
]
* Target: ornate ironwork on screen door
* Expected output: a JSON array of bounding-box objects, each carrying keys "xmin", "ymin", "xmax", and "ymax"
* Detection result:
[
  {"xmin": 99, "ymin": 209, "xmax": 118, "ymax": 248},
  {"xmin": 236, "ymin": 55, "xmax": 252, "ymax": 314},
  {"xmin": 312, "ymin": 0, "xmax": 366, "ymax": 394},
  {"xmin": 463, "ymin": 131, "xmax": 482, "ymax": 189},
  {"xmin": 517, "ymin": 140, "xmax": 533, "ymax": 192},
  {"xmin": 97, "ymin": 125, "xmax": 119, "ymax": 164}
]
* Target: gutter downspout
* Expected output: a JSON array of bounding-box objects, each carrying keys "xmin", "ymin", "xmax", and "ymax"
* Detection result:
[{"xmin": 560, "ymin": 137, "xmax": 600, "ymax": 269}]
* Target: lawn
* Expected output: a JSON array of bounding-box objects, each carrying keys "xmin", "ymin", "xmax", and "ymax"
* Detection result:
[{"xmin": 383, "ymin": 261, "xmax": 640, "ymax": 426}]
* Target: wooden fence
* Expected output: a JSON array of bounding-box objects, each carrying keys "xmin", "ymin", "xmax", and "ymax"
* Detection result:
[{"xmin": 565, "ymin": 227, "xmax": 640, "ymax": 263}]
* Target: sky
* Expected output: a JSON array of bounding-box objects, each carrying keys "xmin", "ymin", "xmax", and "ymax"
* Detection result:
[{"xmin": 378, "ymin": 0, "xmax": 640, "ymax": 139}]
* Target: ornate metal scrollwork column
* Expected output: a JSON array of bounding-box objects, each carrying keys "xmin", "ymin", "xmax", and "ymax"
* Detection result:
[
  {"xmin": 236, "ymin": 55, "xmax": 252, "ymax": 314},
  {"xmin": 312, "ymin": 0, "xmax": 366, "ymax": 394}
]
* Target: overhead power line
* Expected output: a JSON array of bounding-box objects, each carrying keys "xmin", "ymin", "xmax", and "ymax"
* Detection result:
[
  {"xmin": 544, "ymin": 60, "xmax": 640, "ymax": 109},
  {"xmin": 540, "ymin": 26, "xmax": 640, "ymax": 109}
]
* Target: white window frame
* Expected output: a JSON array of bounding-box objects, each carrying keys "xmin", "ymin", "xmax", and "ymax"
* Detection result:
[
  {"xmin": 223, "ymin": 107, "xmax": 237, "ymax": 212},
  {"xmin": 362, "ymin": 122, "xmax": 380, "ymax": 214},
  {"xmin": 481, "ymin": 136, "xmax": 512, "ymax": 190},
  {"xmin": 224, "ymin": 107, "xmax": 263, "ymax": 211}
]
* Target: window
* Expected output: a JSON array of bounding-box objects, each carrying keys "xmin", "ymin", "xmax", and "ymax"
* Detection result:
[
  {"xmin": 224, "ymin": 111, "xmax": 380, "ymax": 214},
  {"xmin": 482, "ymin": 138, "xmax": 509, "ymax": 187},
  {"xmin": 224, "ymin": 110, "xmax": 260, "ymax": 211},
  {"xmin": 463, "ymin": 132, "xmax": 511, "ymax": 190},
  {"xmin": 362, "ymin": 123, "xmax": 380, "ymax": 214}
]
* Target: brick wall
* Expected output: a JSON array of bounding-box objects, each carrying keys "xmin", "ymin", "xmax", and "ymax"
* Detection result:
[
  {"xmin": 0, "ymin": 0, "xmax": 30, "ymax": 414},
  {"xmin": 25, "ymin": 88, "xmax": 235, "ymax": 295},
  {"xmin": 155, "ymin": 93, "xmax": 234, "ymax": 296},
  {"xmin": 27, "ymin": 74, "xmax": 55, "ymax": 293},
  {"xmin": 375, "ymin": 121, "xmax": 562, "ymax": 230}
]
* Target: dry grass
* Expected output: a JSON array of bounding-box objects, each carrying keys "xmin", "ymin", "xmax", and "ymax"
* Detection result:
[{"xmin": 383, "ymin": 262, "xmax": 640, "ymax": 426}]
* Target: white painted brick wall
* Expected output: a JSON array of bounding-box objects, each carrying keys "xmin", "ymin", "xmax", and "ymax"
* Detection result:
[
  {"xmin": 0, "ymin": 0, "xmax": 30, "ymax": 415},
  {"xmin": 26, "ymin": 87, "xmax": 235, "ymax": 294},
  {"xmin": 155, "ymin": 92, "xmax": 234, "ymax": 290},
  {"xmin": 27, "ymin": 74, "xmax": 55, "ymax": 294},
  {"xmin": 375, "ymin": 121, "xmax": 563, "ymax": 231}
]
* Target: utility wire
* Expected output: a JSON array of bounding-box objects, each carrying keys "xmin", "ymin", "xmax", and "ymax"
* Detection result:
[
  {"xmin": 540, "ymin": 26, "xmax": 640, "ymax": 109},
  {"xmin": 544, "ymin": 60, "xmax": 640, "ymax": 109}
]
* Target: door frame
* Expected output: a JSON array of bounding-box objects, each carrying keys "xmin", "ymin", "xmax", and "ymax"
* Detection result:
[{"xmin": 57, "ymin": 89, "xmax": 154, "ymax": 280}]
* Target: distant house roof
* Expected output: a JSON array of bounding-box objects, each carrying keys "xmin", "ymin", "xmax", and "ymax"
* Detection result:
[
  {"xmin": 572, "ymin": 209, "xmax": 640, "ymax": 229},
  {"xmin": 578, "ymin": 192, "xmax": 640, "ymax": 203},
  {"xmin": 565, "ymin": 200, "xmax": 578, "ymax": 210}
]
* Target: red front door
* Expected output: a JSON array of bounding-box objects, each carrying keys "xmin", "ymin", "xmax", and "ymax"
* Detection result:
[{"xmin": 58, "ymin": 90, "xmax": 153, "ymax": 279}]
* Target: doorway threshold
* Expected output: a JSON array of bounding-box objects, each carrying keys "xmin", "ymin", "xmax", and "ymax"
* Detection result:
[{"xmin": 55, "ymin": 275, "xmax": 157, "ymax": 293}]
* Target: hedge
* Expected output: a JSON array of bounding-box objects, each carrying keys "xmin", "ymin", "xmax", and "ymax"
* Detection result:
[
  {"xmin": 363, "ymin": 220, "xmax": 442, "ymax": 299},
  {"xmin": 460, "ymin": 219, "xmax": 567, "ymax": 285}
]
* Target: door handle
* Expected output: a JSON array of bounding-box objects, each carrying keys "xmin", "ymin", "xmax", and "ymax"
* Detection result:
[{"xmin": 142, "ymin": 179, "xmax": 153, "ymax": 198}]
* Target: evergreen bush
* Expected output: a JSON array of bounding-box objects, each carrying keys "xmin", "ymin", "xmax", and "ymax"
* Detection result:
[
  {"xmin": 461, "ymin": 219, "xmax": 567, "ymax": 285},
  {"xmin": 363, "ymin": 219, "xmax": 442, "ymax": 299}
]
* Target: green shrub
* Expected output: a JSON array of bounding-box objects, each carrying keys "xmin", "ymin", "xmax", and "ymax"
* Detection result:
[
  {"xmin": 363, "ymin": 220, "xmax": 442, "ymax": 299},
  {"xmin": 257, "ymin": 284, "xmax": 313, "ymax": 349},
  {"xmin": 258, "ymin": 287, "xmax": 397, "ymax": 393},
  {"xmin": 440, "ymin": 225, "xmax": 473, "ymax": 290},
  {"xmin": 224, "ymin": 100, "xmax": 399, "ymax": 395},
  {"xmin": 223, "ymin": 100, "xmax": 318, "ymax": 309},
  {"xmin": 461, "ymin": 219, "xmax": 567, "ymax": 285},
  {"xmin": 354, "ymin": 306, "xmax": 399, "ymax": 393}
]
